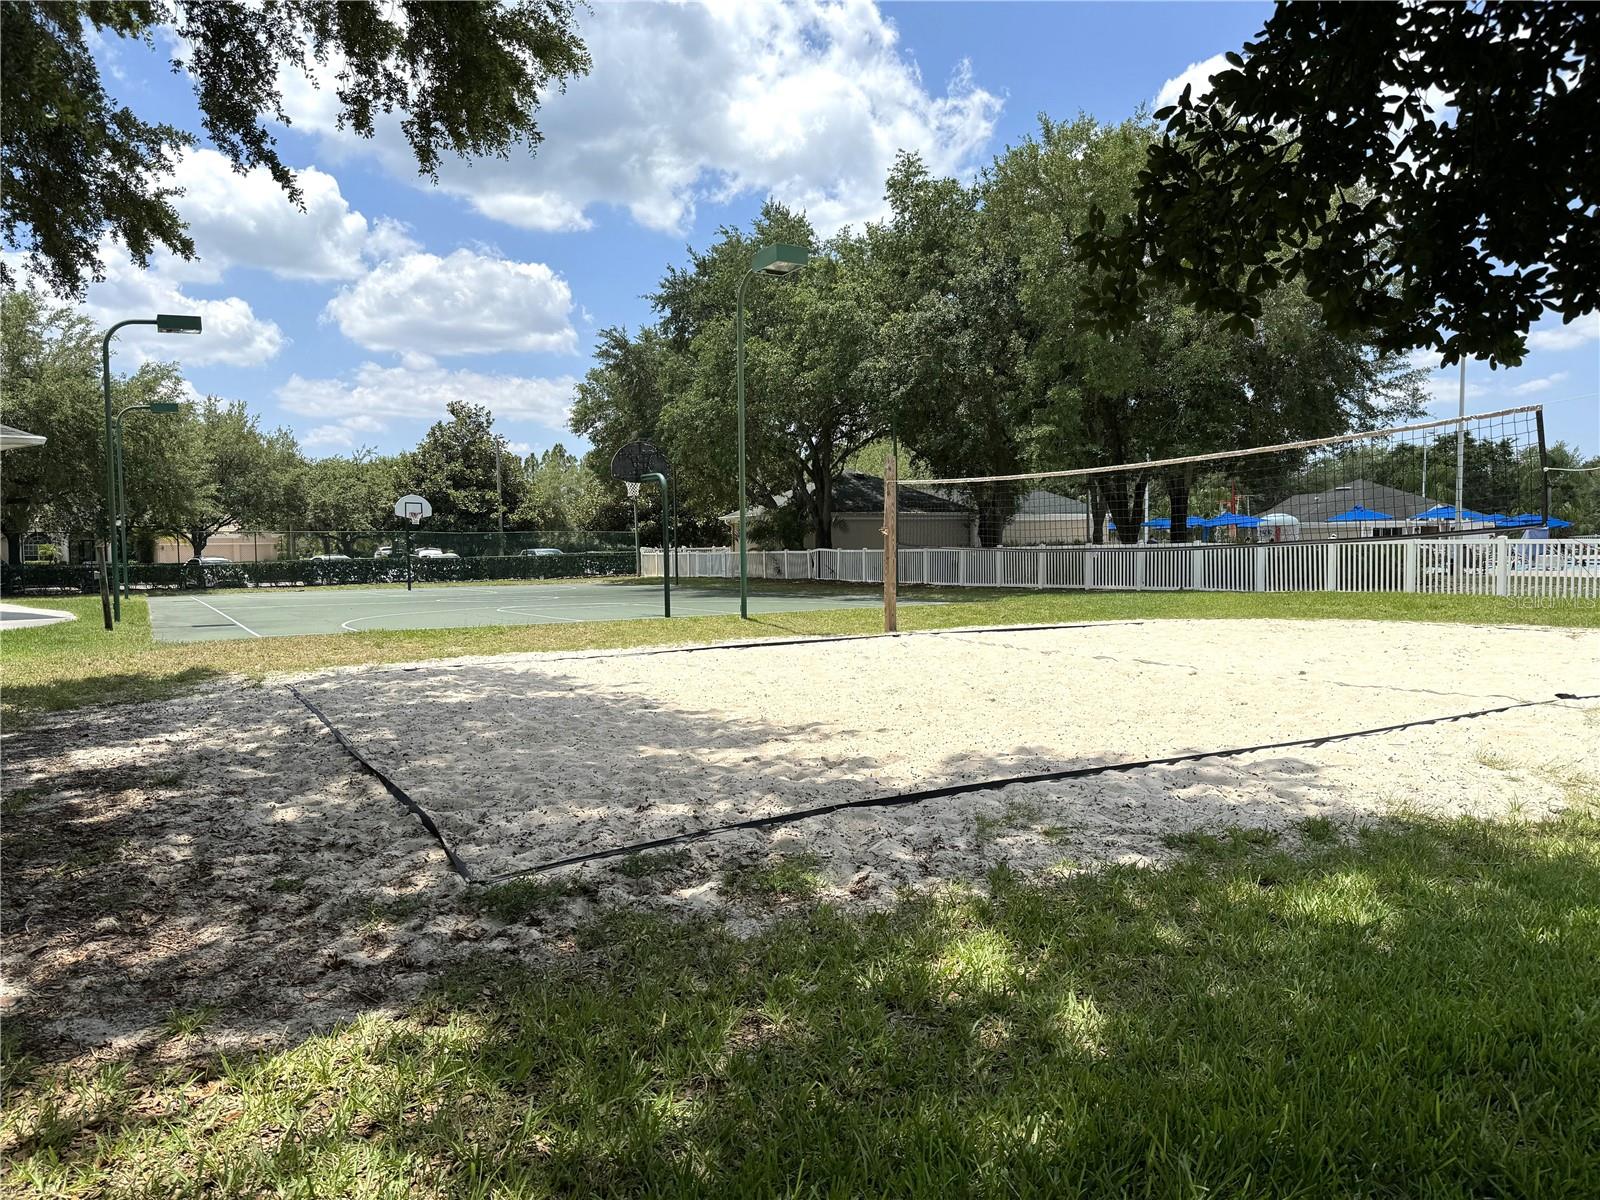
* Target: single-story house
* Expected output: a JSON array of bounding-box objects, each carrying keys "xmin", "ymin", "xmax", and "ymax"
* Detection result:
[
  {"xmin": 999, "ymin": 489, "xmax": 1090, "ymax": 545},
  {"xmin": 1262, "ymin": 479, "xmax": 1468, "ymax": 537},
  {"xmin": 726, "ymin": 471, "xmax": 977, "ymax": 549}
]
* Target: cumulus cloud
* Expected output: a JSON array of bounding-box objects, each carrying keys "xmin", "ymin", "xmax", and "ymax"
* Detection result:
[
  {"xmin": 73, "ymin": 246, "xmax": 286, "ymax": 368},
  {"xmin": 1510, "ymin": 372, "xmax": 1570, "ymax": 396},
  {"xmin": 158, "ymin": 149, "xmax": 416, "ymax": 283},
  {"xmin": 322, "ymin": 250, "xmax": 577, "ymax": 357},
  {"xmin": 1154, "ymin": 52, "xmax": 1234, "ymax": 110},
  {"xmin": 280, "ymin": 361, "xmax": 578, "ymax": 448},
  {"xmin": 278, "ymin": 0, "xmax": 1001, "ymax": 237},
  {"xmin": 1528, "ymin": 313, "xmax": 1600, "ymax": 354}
]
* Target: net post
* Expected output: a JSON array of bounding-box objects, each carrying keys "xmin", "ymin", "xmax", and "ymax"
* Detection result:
[
  {"xmin": 882, "ymin": 455, "xmax": 898, "ymax": 632},
  {"xmin": 1535, "ymin": 406, "xmax": 1550, "ymax": 525}
]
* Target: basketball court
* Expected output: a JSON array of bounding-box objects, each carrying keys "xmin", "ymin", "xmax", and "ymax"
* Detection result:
[{"xmin": 146, "ymin": 580, "xmax": 900, "ymax": 642}]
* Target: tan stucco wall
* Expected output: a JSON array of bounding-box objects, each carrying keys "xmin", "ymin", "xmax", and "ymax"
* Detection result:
[{"xmin": 827, "ymin": 513, "xmax": 976, "ymax": 550}]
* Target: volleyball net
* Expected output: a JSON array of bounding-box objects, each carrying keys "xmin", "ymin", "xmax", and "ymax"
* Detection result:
[{"xmin": 896, "ymin": 406, "xmax": 1550, "ymax": 548}]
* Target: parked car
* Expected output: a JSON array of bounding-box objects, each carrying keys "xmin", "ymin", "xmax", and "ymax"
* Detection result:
[
  {"xmin": 374, "ymin": 545, "xmax": 394, "ymax": 558},
  {"xmin": 307, "ymin": 553, "xmax": 351, "ymax": 562},
  {"xmin": 412, "ymin": 547, "xmax": 460, "ymax": 560},
  {"xmin": 520, "ymin": 547, "xmax": 563, "ymax": 557},
  {"xmin": 186, "ymin": 555, "xmax": 233, "ymax": 566}
]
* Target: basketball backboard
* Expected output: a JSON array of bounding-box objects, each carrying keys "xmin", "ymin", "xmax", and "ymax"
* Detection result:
[
  {"xmin": 610, "ymin": 440, "xmax": 670, "ymax": 483},
  {"xmin": 394, "ymin": 494, "xmax": 432, "ymax": 524}
]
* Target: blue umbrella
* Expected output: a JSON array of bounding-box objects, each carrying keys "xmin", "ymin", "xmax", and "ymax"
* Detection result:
[
  {"xmin": 1329, "ymin": 504, "xmax": 1394, "ymax": 522},
  {"xmin": 1507, "ymin": 513, "xmax": 1572, "ymax": 529},
  {"xmin": 1416, "ymin": 503, "xmax": 1494, "ymax": 522},
  {"xmin": 1207, "ymin": 512, "xmax": 1261, "ymax": 528}
]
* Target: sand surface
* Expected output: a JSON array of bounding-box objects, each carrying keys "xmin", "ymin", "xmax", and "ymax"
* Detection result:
[{"xmin": 4, "ymin": 619, "xmax": 1597, "ymax": 1061}]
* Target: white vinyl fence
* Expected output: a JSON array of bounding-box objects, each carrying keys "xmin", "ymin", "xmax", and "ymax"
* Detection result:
[{"xmin": 644, "ymin": 538, "xmax": 1600, "ymax": 600}]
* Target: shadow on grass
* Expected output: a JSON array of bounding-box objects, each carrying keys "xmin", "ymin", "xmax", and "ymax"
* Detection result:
[
  {"xmin": 6, "ymin": 810, "xmax": 1600, "ymax": 1197},
  {"xmin": 0, "ymin": 666, "xmax": 229, "ymax": 725}
]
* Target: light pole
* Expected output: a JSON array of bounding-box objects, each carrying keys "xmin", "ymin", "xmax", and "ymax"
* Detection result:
[
  {"xmin": 113, "ymin": 401, "xmax": 182, "ymax": 600},
  {"xmin": 102, "ymin": 314, "xmax": 201, "ymax": 621},
  {"xmin": 735, "ymin": 243, "xmax": 808, "ymax": 618},
  {"xmin": 493, "ymin": 434, "xmax": 506, "ymax": 557}
]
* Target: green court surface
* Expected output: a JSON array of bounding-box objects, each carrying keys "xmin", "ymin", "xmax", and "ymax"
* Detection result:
[{"xmin": 147, "ymin": 581, "xmax": 894, "ymax": 642}]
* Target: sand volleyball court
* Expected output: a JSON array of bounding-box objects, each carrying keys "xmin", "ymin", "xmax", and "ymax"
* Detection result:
[{"xmin": 5, "ymin": 618, "xmax": 1597, "ymax": 1056}]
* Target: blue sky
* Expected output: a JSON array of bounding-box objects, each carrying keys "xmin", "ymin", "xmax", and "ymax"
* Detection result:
[{"xmin": 75, "ymin": 1, "xmax": 1598, "ymax": 460}]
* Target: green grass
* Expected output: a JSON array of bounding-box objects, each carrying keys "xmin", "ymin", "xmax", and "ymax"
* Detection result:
[
  {"xmin": 160, "ymin": 1006, "xmax": 217, "ymax": 1040},
  {"xmin": 721, "ymin": 852, "xmax": 824, "ymax": 902},
  {"xmin": 4, "ymin": 586, "xmax": 1595, "ymax": 725},
  {"xmin": 469, "ymin": 877, "xmax": 591, "ymax": 923},
  {"xmin": 5, "ymin": 804, "xmax": 1600, "ymax": 1197},
  {"xmin": 612, "ymin": 849, "xmax": 694, "ymax": 879}
]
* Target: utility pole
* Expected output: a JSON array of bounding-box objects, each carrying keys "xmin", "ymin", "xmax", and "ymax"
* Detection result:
[{"xmin": 1454, "ymin": 357, "xmax": 1467, "ymax": 529}]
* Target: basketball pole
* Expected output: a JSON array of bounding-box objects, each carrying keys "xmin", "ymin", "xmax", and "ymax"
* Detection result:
[
  {"xmin": 644, "ymin": 470, "xmax": 670, "ymax": 617},
  {"xmin": 405, "ymin": 522, "xmax": 413, "ymax": 591}
]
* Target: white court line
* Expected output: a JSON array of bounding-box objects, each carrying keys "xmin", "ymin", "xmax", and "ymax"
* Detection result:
[
  {"xmin": 190, "ymin": 595, "xmax": 263, "ymax": 638},
  {"xmin": 338, "ymin": 604, "xmax": 498, "ymax": 632},
  {"xmin": 493, "ymin": 606, "xmax": 583, "ymax": 623}
]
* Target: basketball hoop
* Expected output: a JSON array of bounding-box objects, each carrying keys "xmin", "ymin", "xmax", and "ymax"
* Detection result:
[{"xmin": 624, "ymin": 481, "xmax": 641, "ymax": 500}]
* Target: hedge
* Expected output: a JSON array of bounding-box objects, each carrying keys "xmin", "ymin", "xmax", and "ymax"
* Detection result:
[{"xmin": 0, "ymin": 552, "xmax": 638, "ymax": 596}]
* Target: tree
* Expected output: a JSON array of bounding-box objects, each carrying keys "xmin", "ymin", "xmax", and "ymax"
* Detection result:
[
  {"xmin": 868, "ymin": 154, "xmax": 1035, "ymax": 546},
  {"xmin": 1544, "ymin": 443, "xmax": 1600, "ymax": 535},
  {"xmin": 394, "ymin": 401, "xmax": 526, "ymax": 531},
  {"xmin": 293, "ymin": 451, "xmax": 397, "ymax": 554},
  {"xmin": 1081, "ymin": 3, "xmax": 1599, "ymax": 365},
  {"xmin": 160, "ymin": 397, "xmax": 302, "ymax": 557},
  {"xmin": 1, "ymin": 1, "xmax": 590, "ymax": 295},
  {"xmin": 983, "ymin": 115, "xmax": 1424, "ymax": 543},
  {"xmin": 574, "ymin": 203, "xmax": 886, "ymax": 549},
  {"xmin": 517, "ymin": 444, "xmax": 607, "ymax": 530},
  {"xmin": 0, "ymin": 290, "xmax": 187, "ymax": 561}
]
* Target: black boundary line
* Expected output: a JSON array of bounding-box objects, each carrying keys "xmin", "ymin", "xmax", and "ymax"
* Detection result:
[
  {"xmin": 286, "ymin": 683, "xmax": 476, "ymax": 880},
  {"xmin": 283, "ymin": 674, "xmax": 1597, "ymax": 888}
]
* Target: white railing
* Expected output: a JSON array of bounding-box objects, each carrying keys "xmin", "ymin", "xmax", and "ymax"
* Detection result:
[{"xmin": 641, "ymin": 538, "xmax": 1600, "ymax": 600}]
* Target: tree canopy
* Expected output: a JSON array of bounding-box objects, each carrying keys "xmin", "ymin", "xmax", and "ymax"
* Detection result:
[
  {"xmin": 1, "ymin": 0, "xmax": 589, "ymax": 295},
  {"xmin": 1080, "ymin": 2, "xmax": 1598, "ymax": 366},
  {"xmin": 572, "ymin": 117, "xmax": 1425, "ymax": 548}
]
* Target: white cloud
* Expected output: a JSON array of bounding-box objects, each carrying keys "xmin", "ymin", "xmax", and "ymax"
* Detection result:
[
  {"xmin": 278, "ymin": 0, "xmax": 1001, "ymax": 237},
  {"xmin": 79, "ymin": 247, "xmax": 286, "ymax": 368},
  {"xmin": 280, "ymin": 361, "xmax": 579, "ymax": 448},
  {"xmin": 322, "ymin": 250, "xmax": 576, "ymax": 356},
  {"xmin": 1528, "ymin": 313, "xmax": 1600, "ymax": 353},
  {"xmin": 1422, "ymin": 376, "xmax": 1488, "ymax": 409},
  {"xmin": 1510, "ymin": 372, "xmax": 1570, "ymax": 396},
  {"xmin": 1154, "ymin": 52, "xmax": 1233, "ymax": 110},
  {"xmin": 158, "ymin": 149, "xmax": 417, "ymax": 283}
]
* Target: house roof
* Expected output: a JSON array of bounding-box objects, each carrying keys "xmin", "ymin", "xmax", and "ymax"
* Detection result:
[
  {"xmin": 726, "ymin": 471, "xmax": 974, "ymax": 522},
  {"xmin": 1263, "ymin": 479, "xmax": 1437, "ymax": 522},
  {"xmin": 833, "ymin": 471, "xmax": 972, "ymax": 514},
  {"xmin": 926, "ymin": 485, "xmax": 1087, "ymax": 517},
  {"xmin": 1012, "ymin": 488, "xmax": 1088, "ymax": 517}
]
